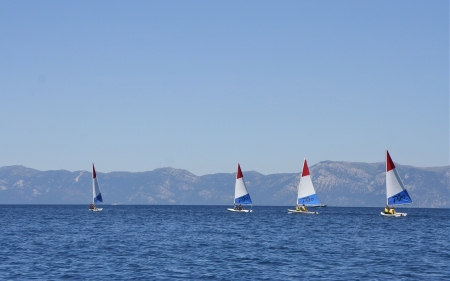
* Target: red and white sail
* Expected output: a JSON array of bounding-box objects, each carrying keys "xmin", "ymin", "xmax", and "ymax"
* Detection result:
[
  {"xmin": 297, "ymin": 159, "xmax": 321, "ymax": 205},
  {"xmin": 385, "ymin": 150, "xmax": 412, "ymax": 206},
  {"xmin": 233, "ymin": 164, "xmax": 252, "ymax": 204}
]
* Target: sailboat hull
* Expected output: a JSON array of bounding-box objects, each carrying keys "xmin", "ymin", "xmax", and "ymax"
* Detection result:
[
  {"xmin": 380, "ymin": 212, "xmax": 406, "ymax": 217},
  {"xmin": 89, "ymin": 208, "xmax": 103, "ymax": 212},
  {"xmin": 288, "ymin": 209, "xmax": 318, "ymax": 215},
  {"xmin": 227, "ymin": 208, "xmax": 252, "ymax": 213}
]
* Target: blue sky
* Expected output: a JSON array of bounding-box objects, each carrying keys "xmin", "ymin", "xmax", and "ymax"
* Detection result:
[{"xmin": 0, "ymin": 0, "xmax": 448, "ymax": 175}]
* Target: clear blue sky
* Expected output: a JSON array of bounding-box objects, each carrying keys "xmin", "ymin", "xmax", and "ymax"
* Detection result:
[{"xmin": 0, "ymin": 0, "xmax": 448, "ymax": 175}]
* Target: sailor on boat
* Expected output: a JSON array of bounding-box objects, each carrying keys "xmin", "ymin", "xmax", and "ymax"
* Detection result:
[
  {"xmin": 301, "ymin": 204, "xmax": 308, "ymax": 212},
  {"xmin": 89, "ymin": 203, "xmax": 95, "ymax": 210},
  {"xmin": 384, "ymin": 205, "xmax": 390, "ymax": 214},
  {"xmin": 389, "ymin": 206, "xmax": 396, "ymax": 214},
  {"xmin": 296, "ymin": 205, "xmax": 300, "ymax": 211}
]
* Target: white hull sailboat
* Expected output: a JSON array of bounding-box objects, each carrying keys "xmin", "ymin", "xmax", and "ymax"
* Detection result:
[
  {"xmin": 381, "ymin": 212, "xmax": 407, "ymax": 217},
  {"xmin": 227, "ymin": 208, "xmax": 252, "ymax": 213},
  {"xmin": 288, "ymin": 159, "xmax": 320, "ymax": 215},
  {"xmin": 89, "ymin": 164, "xmax": 103, "ymax": 212},
  {"xmin": 287, "ymin": 209, "xmax": 318, "ymax": 214},
  {"xmin": 380, "ymin": 150, "xmax": 412, "ymax": 217},
  {"xmin": 227, "ymin": 163, "xmax": 253, "ymax": 213}
]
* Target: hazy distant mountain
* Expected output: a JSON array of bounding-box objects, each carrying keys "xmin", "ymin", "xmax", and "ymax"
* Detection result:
[{"xmin": 0, "ymin": 162, "xmax": 448, "ymax": 207}]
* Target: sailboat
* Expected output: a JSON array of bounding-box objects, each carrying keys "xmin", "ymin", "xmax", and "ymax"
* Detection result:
[
  {"xmin": 380, "ymin": 150, "xmax": 412, "ymax": 217},
  {"xmin": 288, "ymin": 159, "xmax": 321, "ymax": 214},
  {"xmin": 227, "ymin": 163, "xmax": 253, "ymax": 213},
  {"xmin": 89, "ymin": 164, "xmax": 103, "ymax": 212}
]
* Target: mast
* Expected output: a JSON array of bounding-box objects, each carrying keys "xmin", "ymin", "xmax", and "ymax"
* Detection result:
[
  {"xmin": 296, "ymin": 158, "xmax": 306, "ymax": 205},
  {"xmin": 236, "ymin": 163, "xmax": 239, "ymax": 205},
  {"xmin": 92, "ymin": 163, "xmax": 96, "ymax": 205},
  {"xmin": 385, "ymin": 150, "xmax": 388, "ymax": 206}
]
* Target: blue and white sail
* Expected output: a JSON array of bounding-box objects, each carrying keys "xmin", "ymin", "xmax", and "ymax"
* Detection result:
[
  {"xmin": 386, "ymin": 150, "xmax": 412, "ymax": 206},
  {"xmin": 297, "ymin": 159, "xmax": 321, "ymax": 206},
  {"xmin": 92, "ymin": 164, "xmax": 103, "ymax": 204},
  {"xmin": 234, "ymin": 164, "xmax": 252, "ymax": 204}
]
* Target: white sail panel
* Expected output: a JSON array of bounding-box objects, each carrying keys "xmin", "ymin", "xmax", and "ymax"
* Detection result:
[
  {"xmin": 297, "ymin": 175, "xmax": 316, "ymax": 198},
  {"xmin": 386, "ymin": 169, "xmax": 405, "ymax": 198}
]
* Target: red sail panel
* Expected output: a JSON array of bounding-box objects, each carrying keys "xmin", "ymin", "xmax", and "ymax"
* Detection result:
[
  {"xmin": 386, "ymin": 151, "xmax": 396, "ymax": 172},
  {"xmin": 237, "ymin": 164, "xmax": 243, "ymax": 179},
  {"xmin": 302, "ymin": 159, "xmax": 310, "ymax": 177}
]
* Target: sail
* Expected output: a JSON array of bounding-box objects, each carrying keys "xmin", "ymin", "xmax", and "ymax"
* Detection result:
[
  {"xmin": 297, "ymin": 159, "xmax": 321, "ymax": 205},
  {"xmin": 92, "ymin": 164, "xmax": 103, "ymax": 203},
  {"xmin": 386, "ymin": 151, "xmax": 412, "ymax": 205},
  {"xmin": 234, "ymin": 164, "xmax": 252, "ymax": 204}
]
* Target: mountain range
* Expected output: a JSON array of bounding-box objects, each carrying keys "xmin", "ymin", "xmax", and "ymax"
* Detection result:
[{"xmin": 0, "ymin": 162, "xmax": 448, "ymax": 207}]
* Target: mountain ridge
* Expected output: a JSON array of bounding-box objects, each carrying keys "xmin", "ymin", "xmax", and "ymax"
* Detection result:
[{"xmin": 0, "ymin": 162, "xmax": 448, "ymax": 207}]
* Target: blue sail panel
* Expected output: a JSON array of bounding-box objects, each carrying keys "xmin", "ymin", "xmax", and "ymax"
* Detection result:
[
  {"xmin": 94, "ymin": 193, "xmax": 103, "ymax": 203},
  {"xmin": 298, "ymin": 194, "xmax": 320, "ymax": 205},
  {"xmin": 235, "ymin": 193, "xmax": 252, "ymax": 204},
  {"xmin": 388, "ymin": 189, "xmax": 412, "ymax": 205}
]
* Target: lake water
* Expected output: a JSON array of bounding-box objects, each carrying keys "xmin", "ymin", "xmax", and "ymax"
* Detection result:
[{"xmin": 0, "ymin": 205, "xmax": 448, "ymax": 280}]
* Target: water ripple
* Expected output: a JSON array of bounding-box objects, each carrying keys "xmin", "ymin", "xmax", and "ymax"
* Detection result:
[{"xmin": 0, "ymin": 206, "xmax": 448, "ymax": 280}]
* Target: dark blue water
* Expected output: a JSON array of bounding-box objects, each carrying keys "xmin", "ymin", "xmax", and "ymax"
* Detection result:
[{"xmin": 0, "ymin": 206, "xmax": 448, "ymax": 280}]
